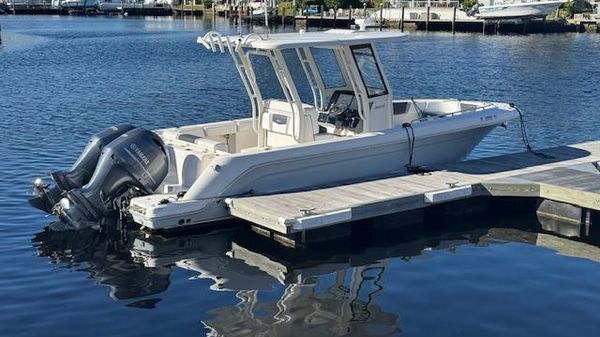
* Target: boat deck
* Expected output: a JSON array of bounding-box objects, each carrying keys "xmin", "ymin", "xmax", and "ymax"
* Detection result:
[{"xmin": 226, "ymin": 141, "xmax": 600, "ymax": 239}]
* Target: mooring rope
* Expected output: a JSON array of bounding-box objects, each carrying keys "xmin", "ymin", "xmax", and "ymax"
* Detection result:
[
  {"xmin": 403, "ymin": 122, "xmax": 415, "ymax": 168},
  {"xmin": 511, "ymin": 103, "xmax": 554, "ymax": 159},
  {"xmin": 402, "ymin": 122, "xmax": 432, "ymax": 175},
  {"xmin": 411, "ymin": 97, "xmax": 424, "ymax": 117}
]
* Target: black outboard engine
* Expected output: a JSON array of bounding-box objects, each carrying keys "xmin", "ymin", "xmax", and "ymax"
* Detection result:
[
  {"xmin": 29, "ymin": 124, "xmax": 135, "ymax": 213},
  {"xmin": 53, "ymin": 128, "xmax": 169, "ymax": 230}
]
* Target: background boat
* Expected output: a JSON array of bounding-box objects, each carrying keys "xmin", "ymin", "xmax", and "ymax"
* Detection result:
[{"xmin": 475, "ymin": 0, "xmax": 566, "ymax": 19}]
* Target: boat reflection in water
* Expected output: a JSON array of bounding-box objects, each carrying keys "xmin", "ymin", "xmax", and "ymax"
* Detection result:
[
  {"xmin": 32, "ymin": 222, "xmax": 171, "ymax": 308},
  {"xmin": 32, "ymin": 211, "xmax": 600, "ymax": 332}
]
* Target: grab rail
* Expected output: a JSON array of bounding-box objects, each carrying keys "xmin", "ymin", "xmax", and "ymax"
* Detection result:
[
  {"xmin": 410, "ymin": 102, "xmax": 496, "ymax": 123},
  {"xmin": 198, "ymin": 31, "xmax": 228, "ymax": 53}
]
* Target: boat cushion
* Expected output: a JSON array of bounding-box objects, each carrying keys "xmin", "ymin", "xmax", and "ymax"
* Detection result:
[
  {"xmin": 261, "ymin": 99, "xmax": 317, "ymax": 138},
  {"xmin": 262, "ymin": 100, "xmax": 295, "ymax": 136}
]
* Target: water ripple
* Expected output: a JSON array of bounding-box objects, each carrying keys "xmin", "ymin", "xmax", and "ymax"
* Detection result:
[{"xmin": 2, "ymin": 15, "xmax": 600, "ymax": 337}]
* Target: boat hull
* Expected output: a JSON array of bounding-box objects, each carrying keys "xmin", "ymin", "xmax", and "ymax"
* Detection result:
[
  {"xmin": 130, "ymin": 105, "xmax": 515, "ymax": 230},
  {"xmin": 476, "ymin": 2, "xmax": 563, "ymax": 19}
]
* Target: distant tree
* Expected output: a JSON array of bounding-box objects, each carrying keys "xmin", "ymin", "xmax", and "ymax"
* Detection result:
[
  {"xmin": 560, "ymin": 0, "xmax": 575, "ymax": 17},
  {"xmin": 371, "ymin": 0, "xmax": 387, "ymax": 7},
  {"xmin": 324, "ymin": 0, "xmax": 341, "ymax": 9},
  {"xmin": 461, "ymin": 0, "xmax": 478, "ymax": 10},
  {"xmin": 341, "ymin": 0, "xmax": 363, "ymax": 8}
]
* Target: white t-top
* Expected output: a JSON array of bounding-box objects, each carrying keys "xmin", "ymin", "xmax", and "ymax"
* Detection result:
[{"xmin": 198, "ymin": 30, "xmax": 408, "ymax": 50}]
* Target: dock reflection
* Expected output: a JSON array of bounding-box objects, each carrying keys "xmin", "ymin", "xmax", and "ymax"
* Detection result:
[{"xmin": 32, "ymin": 213, "xmax": 600, "ymax": 332}]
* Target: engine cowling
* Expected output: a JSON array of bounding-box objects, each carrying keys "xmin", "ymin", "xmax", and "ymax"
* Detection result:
[
  {"xmin": 29, "ymin": 124, "xmax": 135, "ymax": 213},
  {"xmin": 55, "ymin": 127, "xmax": 169, "ymax": 229}
]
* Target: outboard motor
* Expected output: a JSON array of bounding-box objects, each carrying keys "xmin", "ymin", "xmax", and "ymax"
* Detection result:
[
  {"xmin": 30, "ymin": 124, "xmax": 135, "ymax": 213},
  {"xmin": 53, "ymin": 128, "xmax": 169, "ymax": 230}
]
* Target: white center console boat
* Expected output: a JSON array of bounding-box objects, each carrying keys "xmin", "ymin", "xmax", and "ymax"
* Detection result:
[{"xmin": 31, "ymin": 30, "xmax": 519, "ymax": 231}]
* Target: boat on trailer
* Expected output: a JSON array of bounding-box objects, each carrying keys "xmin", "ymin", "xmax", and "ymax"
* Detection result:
[{"xmin": 30, "ymin": 29, "xmax": 519, "ymax": 231}]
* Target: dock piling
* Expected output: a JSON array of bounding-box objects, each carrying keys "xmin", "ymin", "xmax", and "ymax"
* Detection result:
[
  {"xmin": 333, "ymin": 5, "xmax": 337, "ymax": 29},
  {"xmin": 400, "ymin": 5, "xmax": 405, "ymax": 32},
  {"xmin": 320, "ymin": 5, "xmax": 324, "ymax": 30},
  {"xmin": 543, "ymin": 16, "xmax": 547, "ymax": 33},
  {"xmin": 305, "ymin": 6, "xmax": 309, "ymax": 31},
  {"xmin": 426, "ymin": 5, "xmax": 430, "ymax": 32},
  {"xmin": 452, "ymin": 5, "xmax": 456, "ymax": 34},
  {"xmin": 348, "ymin": 6, "xmax": 352, "ymax": 29},
  {"xmin": 379, "ymin": 4, "xmax": 383, "ymax": 31}
]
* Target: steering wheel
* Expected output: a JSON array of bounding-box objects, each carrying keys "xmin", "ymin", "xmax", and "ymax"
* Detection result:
[{"xmin": 329, "ymin": 102, "xmax": 348, "ymax": 117}]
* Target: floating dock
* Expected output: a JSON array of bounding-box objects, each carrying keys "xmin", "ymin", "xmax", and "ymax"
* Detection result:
[{"xmin": 226, "ymin": 141, "xmax": 600, "ymax": 247}]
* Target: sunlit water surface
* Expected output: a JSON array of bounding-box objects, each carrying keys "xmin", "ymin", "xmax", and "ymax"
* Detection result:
[{"xmin": 1, "ymin": 15, "xmax": 600, "ymax": 337}]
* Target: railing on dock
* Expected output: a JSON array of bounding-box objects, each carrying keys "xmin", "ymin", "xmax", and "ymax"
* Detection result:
[
  {"xmin": 390, "ymin": 0, "xmax": 459, "ymax": 8},
  {"xmin": 172, "ymin": 0, "xmax": 205, "ymax": 16},
  {"xmin": 3, "ymin": 0, "xmax": 54, "ymax": 13}
]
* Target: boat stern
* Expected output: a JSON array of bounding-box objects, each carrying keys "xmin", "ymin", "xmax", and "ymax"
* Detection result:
[{"xmin": 128, "ymin": 194, "xmax": 229, "ymax": 230}]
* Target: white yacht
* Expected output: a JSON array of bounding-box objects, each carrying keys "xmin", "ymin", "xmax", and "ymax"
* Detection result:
[
  {"xmin": 249, "ymin": 0, "xmax": 273, "ymax": 19},
  {"xmin": 57, "ymin": 0, "xmax": 96, "ymax": 9},
  {"xmin": 31, "ymin": 30, "xmax": 519, "ymax": 231},
  {"xmin": 94, "ymin": 0, "xmax": 172, "ymax": 12},
  {"xmin": 97, "ymin": 0, "xmax": 125, "ymax": 12},
  {"xmin": 475, "ymin": 0, "xmax": 566, "ymax": 19}
]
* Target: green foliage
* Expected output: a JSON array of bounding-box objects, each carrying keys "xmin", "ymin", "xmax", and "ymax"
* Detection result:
[
  {"xmin": 559, "ymin": 0, "xmax": 575, "ymax": 18},
  {"xmin": 371, "ymin": 0, "xmax": 384, "ymax": 8},
  {"xmin": 324, "ymin": 0, "xmax": 341, "ymax": 9},
  {"xmin": 460, "ymin": 0, "xmax": 478, "ymax": 10},
  {"xmin": 341, "ymin": 0, "xmax": 364, "ymax": 9},
  {"xmin": 277, "ymin": 1, "xmax": 294, "ymax": 13}
]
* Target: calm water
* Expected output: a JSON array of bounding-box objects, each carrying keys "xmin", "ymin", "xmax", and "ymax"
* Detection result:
[{"xmin": 1, "ymin": 15, "xmax": 600, "ymax": 337}]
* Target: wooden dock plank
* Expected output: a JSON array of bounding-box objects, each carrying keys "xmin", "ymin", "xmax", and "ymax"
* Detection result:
[{"xmin": 226, "ymin": 141, "xmax": 600, "ymax": 235}]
